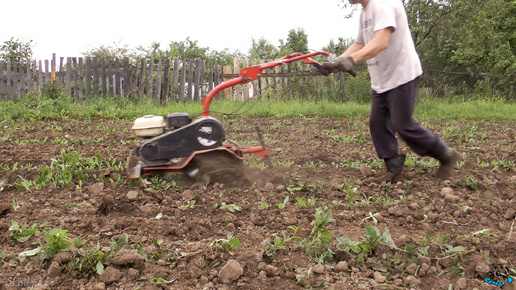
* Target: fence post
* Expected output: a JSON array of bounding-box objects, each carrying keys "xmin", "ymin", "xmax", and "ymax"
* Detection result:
[
  {"xmin": 162, "ymin": 59, "xmax": 170, "ymax": 103},
  {"xmin": 66, "ymin": 58, "xmax": 72, "ymax": 96},
  {"xmin": 171, "ymin": 59, "xmax": 180, "ymax": 102},
  {"xmin": 25, "ymin": 61, "xmax": 31, "ymax": 97},
  {"xmin": 138, "ymin": 59, "xmax": 146, "ymax": 101},
  {"xmin": 147, "ymin": 60, "xmax": 154, "ymax": 100},
  {"xmin": 93, "ymin": 57, "xmax": 99, "ymax": 97},
  {"xmin": 233, "ymin": 57, "xmax": 241, "ymax": 101},
  {"xmin": 131, "ymin": 58, "xmax": 139, "ymax": 96},
  {"xmin": 59, "ymin": 57, "xmax": 64, "ymax": 86},
  {"xmin": 0, "ymin": 62, "xmax": 4, "ymax": 100},
  {"xmin": 193, "ymin": 59, "xmax": 201, "ymax": 102},
  {"xmin": 124, "ymin": 57, "xmax": 130, "ymax": 97},
  {"xmin": 155, "ymin": 60, "xmax": 162, "ymax": 103},
  {"xmin": 85, "ymin": 58, "xmax": 91, "ymax": 98},
  {"xmin": 51, "ymin": 53, "xmax": 56, "ymax": 87},
  {"xmin": 186, "ymin": 60, "xmax": 194, "ymax": 102},
  {"xmin": 179, "ymin": 60, "xmax": 186, "ymax": 103},
  {"xmin": 77, "ymin": 58, "xmax": 83, "ymax": 100},
  {"xmin": 101, "ymin": 59, "xmax": 107, "ymax": 96}
]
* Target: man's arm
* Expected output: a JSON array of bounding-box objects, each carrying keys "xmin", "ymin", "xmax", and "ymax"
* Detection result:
[
  {"xmin": 342, "ymin": 42, "xmax": 365, "ymax": 57},
  {"xmin": 343, "ymin": 27, "xmax": 394, "ymax": 64}
]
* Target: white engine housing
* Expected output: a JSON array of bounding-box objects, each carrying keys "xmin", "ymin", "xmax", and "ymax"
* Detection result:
[{"xmin": 132, "ymin": 115, "xmax": 165, "ymax": 137}]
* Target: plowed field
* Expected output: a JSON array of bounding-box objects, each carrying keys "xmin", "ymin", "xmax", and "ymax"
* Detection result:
[{"xmin": 1, "ymin": 116, "xmax": 515, "ymax": 290}]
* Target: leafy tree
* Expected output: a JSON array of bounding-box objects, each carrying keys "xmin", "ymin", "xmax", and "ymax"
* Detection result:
[
  {"xmin": 0, "ymin": 37, "xmax": 34, "ymax": 64},
  {"xmin": 137, "ymin": 38, "xmax": 238, "ymax": 66},
  {"xmin": 248, "ymin": 37, "xmax": 280, "ymax": 60},
  {"xmin": 280, "ymin": 28, "xmax": 309, "ymax": 54},
  {"xmin": 82, "ymin": 41, "xmax": 139, "ymax": 63},
  {"xmin": 321, "ymin": 37, "xmax": 354, "ymax": 56}
]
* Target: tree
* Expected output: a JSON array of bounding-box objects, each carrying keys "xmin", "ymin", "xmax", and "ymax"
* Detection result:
[
  {"xmin": 0, "ymin": 37, "xmax": 34, "ymax": 64},
  {"xmin": 82, "ymin": 41, "xmax": 138, "ymax": 63},
  {"xmin": 280, "ymin": 28, "xmax": 309, "ymax": 54},
  {"xmin": 248, "ymin": 37, "xmax": 280, "ymax": 60}
]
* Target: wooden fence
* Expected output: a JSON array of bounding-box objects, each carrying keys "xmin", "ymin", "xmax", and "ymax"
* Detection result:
[{"xmin": 0, "ymin": 54, "xmax": 348, "ymax": 102}]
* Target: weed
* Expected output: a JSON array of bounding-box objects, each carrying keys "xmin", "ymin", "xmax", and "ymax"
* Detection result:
[
  {"xmin": 360, "ymin": 212, "xmax": 380, "ymax": 225},
  {"xmin": 179, "ymin": 200, "xmax": 196, "ymax": 210},
  {"xmin": 216, "ymin": 202, "xmax": 242, "ymax": 213},
  {"xmin": 8, "ymin": 221, "xmax": 48, "ymax": 242},
  {"xmin": 211, "ymin": 233, "xmax": 242, "ymax": 252},
  {"xmin": 72, "ymin": 241, "xmax": 111, "ymax": 276},
  {"xmin": 263, "ymin": 226, "xmax": 301, "ymax": 258},
  {"xmin": 336, "ymin": 225, "xmax": 396, "ymax": 265},
  {"xmin": 299, "ymin": 209, "xmax": 335, "ymax": 263},
  {"xmin": 14, "ymin": 175, "xmax": 33, "ymax": 193},
  {"xmin": 277, "ymin": 196, "xmax": 289, "ymax": 209},
  {"xmin": 12, "ymin": 198, "xmax": 20, "ymax": 211},
  {"xmin": 18, "ymin": 228, "xmax": 72, "ymax": 266},
  {"xmin": 297, "ymin": 197, "xmax": 317, "ymax": 207},
  {"xmin": 459, "ymin": 176, "xmax": 478, "ymax": 191},
  {"xmin": 337, "ymin": 181, "xmax": 357, "ymax": 209},
  {"xmin": 151, "ymin": 278, "xmax": 175, "ymax": 285}
]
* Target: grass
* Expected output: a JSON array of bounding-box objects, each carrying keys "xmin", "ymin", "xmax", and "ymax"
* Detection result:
[{"xmin": 2, "ymin": 91, "xmax": 516, "ymax": 122}]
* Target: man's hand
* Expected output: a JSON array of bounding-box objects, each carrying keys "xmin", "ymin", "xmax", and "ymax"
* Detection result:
[
  {"xmin": 334, "ymin": 56, "xmax": 356, "ymax": 72},
  {"xmin": 315, "ymin": 56, "xmax": 356, "ymax": 76},
  {"xmin": 315, "ymin": 62, "xmax": 337, "ymax": 76}
]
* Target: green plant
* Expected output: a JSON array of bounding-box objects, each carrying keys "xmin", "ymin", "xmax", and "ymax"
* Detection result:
[
  {"xmin": 277, "ymin": 196, "xmax": 289, "ymax": 209},
  {"xmin": 211, "ymin": 233, "xmax": 242, "ymax": 253},
  {"xmin": 18, "ymin": 228, "xmax": 72, "ymax": 265},
  {"xmin": 216, "ymin": 202, "xmax": 242, "ymax": 213},
  {"xmin": 299, "ymin": 209, "xmax": 335, "ymax": 263},
  {"xmin": 336, "ymin": 226, "xmax": 396, "ymax": 265},
  {"xmin": 151, "ymin": 278, "xmax": 175, "ymax": 285},
  {"xmin": 263, "ymin": 226, "xmax": 301, "ymax": 257},
  {"xmin": 338, "ymin": 181, "xmax": 357, "ymax": 209},
  {"xmin": 459, "ymin": 176, "xmax": 478, "ymax": 191},
  {"xmin": 179, "ymin": 200, "xmax": 196, "ymax": 210},
  {"xmin": 9, "ymin": 221, "xmax": 48, "ymax": 242},
  {"xmin": 361, "ymin": 212, "xmax": 380, "ymax": 225},
  {"xmin": 12, "ymin": 198, "xmax": 20, "ymax": 211},
  {"xmin": 38, "ymin": 228, "xmax": 72, "ymax": 264},
  {"xmin": 14, "ymin": 175, "xmax": 33, "ymax": 193},
  {"xmin": 34, "ymin": 164, "xmax": 53, "ymax": 189},
  {"xmin": 74, "ymin": 241, "xmax": 112, "ymax": 276}
]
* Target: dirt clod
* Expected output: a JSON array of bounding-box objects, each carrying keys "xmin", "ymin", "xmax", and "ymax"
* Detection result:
[
  {"xmin": 110, "ymin": 249, "xmax": 143, "ymax": 267},
  {"xmin": 46, "ymin": 261, "xmax": 62, "ymax": 277},
  {"xmin": 218, "ymin": 259, "xmax": 244, "ymax": 284},
  {"xmin": 99, "ymin": 266, "xmax": 123, "ymax": 284}
]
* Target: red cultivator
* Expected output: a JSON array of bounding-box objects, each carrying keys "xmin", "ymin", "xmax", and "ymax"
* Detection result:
[{"xmin": 126, "ymin": 51, "xmax": 348, "ymax": 182}]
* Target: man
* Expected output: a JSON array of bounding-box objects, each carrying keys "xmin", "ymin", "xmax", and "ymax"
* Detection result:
[{"xmin": 320, "ymin": 0, "xmax": 461, "ymax": 183}]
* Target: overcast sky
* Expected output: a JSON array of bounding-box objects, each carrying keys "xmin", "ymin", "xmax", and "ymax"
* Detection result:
[{"xmin": 1, "ymin": 0, "xmax": 359, "ymax": 60}]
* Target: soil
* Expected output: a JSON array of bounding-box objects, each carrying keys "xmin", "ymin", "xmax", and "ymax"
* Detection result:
[{"xmin": 0, "ymin": 116, "xmax": 515, "ymax": 290}]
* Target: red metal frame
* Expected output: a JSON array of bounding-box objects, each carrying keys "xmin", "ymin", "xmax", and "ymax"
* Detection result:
[
  {"xmin": 202, "ymin": 51, "xmax": 329, "ymax": 117},
  {"xmin": 141, "ymin": 52, "xmax": 330, "ymax": 176}
]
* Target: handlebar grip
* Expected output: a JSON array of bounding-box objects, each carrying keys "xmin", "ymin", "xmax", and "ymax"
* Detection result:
[{"xmin": 348, "ymin": 70, "xmax": 357, "ymax": 77}]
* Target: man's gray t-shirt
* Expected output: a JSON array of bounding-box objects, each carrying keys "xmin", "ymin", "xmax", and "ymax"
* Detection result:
[{"xmin": 357, "ymin": 0, "xmax": 422, "ymax": 93}]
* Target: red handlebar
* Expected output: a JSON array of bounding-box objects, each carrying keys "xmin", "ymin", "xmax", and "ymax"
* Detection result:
[{"xmin": 202, "ymin": 51, "xmax": 341, "ymax": 117}]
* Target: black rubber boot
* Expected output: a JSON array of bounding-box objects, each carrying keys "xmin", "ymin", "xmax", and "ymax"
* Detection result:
[
  {"xmin": 368, "ymin": 154, "xmax": 406, "ymax": 184},
  {"xmin": 427, "ymin": 138, "xmax": 461, "ymax": 180}
]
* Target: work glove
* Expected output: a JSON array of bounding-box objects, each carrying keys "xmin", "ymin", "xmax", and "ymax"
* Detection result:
[
  {"xmin": 333, "ymin": 56, "xmax": 356, "ymax": 73},
  {"xmin": 315, "ymin": 62, "xmax": 338, "ymax": 76},
  {"xmin": 316, "ymin": 56, "xmax": 356, "ymax": 76}
]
